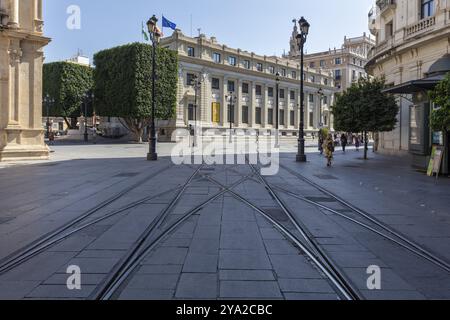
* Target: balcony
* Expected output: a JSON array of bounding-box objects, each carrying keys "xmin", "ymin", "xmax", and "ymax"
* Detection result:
[{"xmin": 404, "ymin": 16, "xmax": 436, "ymax": 39}]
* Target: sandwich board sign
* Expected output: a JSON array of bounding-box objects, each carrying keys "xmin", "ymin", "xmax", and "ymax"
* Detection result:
[{"xmin": 427, "ymin": 146, "xmax": 444, "ymax": 179}]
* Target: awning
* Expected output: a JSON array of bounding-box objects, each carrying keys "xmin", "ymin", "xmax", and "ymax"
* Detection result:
[{"xmin": 382, "ymin": 75, "xmax": 445, "ymax": 94}]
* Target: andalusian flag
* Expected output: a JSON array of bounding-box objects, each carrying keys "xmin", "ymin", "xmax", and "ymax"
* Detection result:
[{"xmin": 142, "ymin": 22, "xmax": 149, "ymax": 41}]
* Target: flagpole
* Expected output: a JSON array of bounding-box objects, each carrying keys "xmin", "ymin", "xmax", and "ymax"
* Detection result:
[{"xmin": 162, "ymin": 14, "xmax": 164, "ymax": 38}]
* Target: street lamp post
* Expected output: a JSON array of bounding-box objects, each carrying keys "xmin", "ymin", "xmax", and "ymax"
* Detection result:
[
  {"xmin": 191, "ymin": 74, "xmax": 203, "ymax": 147},
  {"xmin": 275, "ymin": 72, "xmax": 280, "ymax": 148},
  {"xmin": 83, "ymin": 94, "xmax": 89, "ymax": 142},
  {"xmin": 146, "ymin": 15, "xmax": 162, "ymax": 161},
  {"xmin": 295, "ymin": 16, "xmax": 310, "ymax": 163},
  {"xmin": 44, "ymin": 94, "xmax": 51, "ymax": 140},
  {"xmin": 225, "ymin": 92, "xmax": 237, "ymax": 144},
  {"xmin": 317, "ymin": 87, "xmax": 324, "ymax": 128}
]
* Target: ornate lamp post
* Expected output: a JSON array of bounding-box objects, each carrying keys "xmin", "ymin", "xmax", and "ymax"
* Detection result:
[
  {"xmin": 191, "ymin": 74, "xmax": 203, "ymax": 147},
  {"xmin": 82, "ymin": 91, "xmax": 94, "ymax": 142},
  {"xmin": 225, "ymin": 92, "xmax": 237, "ymax": 143},
  {"xmin": 146, "ymin": 15, "xmax": 162, "ymax": 161},
  {"xmin": 275, "ymin": 72, "xmax": 280, "ymax": 148},
  {"xmin": 317, "ymin": 87, "xmax": 324, "ymax": 128},
  {"xmin": 44, "ymin": 94, "xmax": 54, "ymax": 140},
  {"xmin": 295, "ymin": 16, "xmax": 310, "ymax": 163}
]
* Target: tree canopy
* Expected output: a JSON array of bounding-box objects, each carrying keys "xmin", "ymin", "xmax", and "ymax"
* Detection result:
[
  {"xmin": 332, "ymin": 77, "xmax": 399, "ymax": 159},
  {"xmin": 43, "ymin": 62, "xmax": 94, "ymax": 128},
  {"xmin": 429, "ymin": 72, "xmax": 450, "ymax": 133},
  {"xmin": 93, "ymin": 42, "xmax": 178, "ymax": 141}
]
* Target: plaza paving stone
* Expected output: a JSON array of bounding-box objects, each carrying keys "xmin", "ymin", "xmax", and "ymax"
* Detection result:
[{"xmin": 0, "ymin": 143, "xmax": 449, "ymax": 300}]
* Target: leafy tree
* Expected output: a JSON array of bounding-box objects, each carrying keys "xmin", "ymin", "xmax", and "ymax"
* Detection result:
[
  {"xmin": 43, "ymin": 62, "xmax": 94, "ymax": 129},
  {"xmin": 332, "ymin": 77, "xmax": 399, "ymax": 159},
  {"xmin": 93, "ymin": 43, "xmax": 178, "ymax": 142},
  {"xmin": 429, "ymin": 72, "xmax": 450, "ymax": 135}
]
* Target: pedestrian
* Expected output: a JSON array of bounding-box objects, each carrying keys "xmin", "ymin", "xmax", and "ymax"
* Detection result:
[
  {"xmin": 48, "ymin": 130, "xmax": 55, "ymax": 146},
  {"xmin": 318, "ymin": 132, "xmax": 324, "ymax": 155},
  {"xmin": 323, "ymin": 134, "xmax": 335, "ymax": 167},
  {"xmin": 355, "ymin": 135, "xmax": 360, "ymax": 152},
  {"xmin": 341, "ymin": 133, "xmax": 348, "ymax": 153}
]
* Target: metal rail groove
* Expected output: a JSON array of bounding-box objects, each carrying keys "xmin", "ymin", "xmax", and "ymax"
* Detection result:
[
  {"xmin": 0, "ymin": 164, "xmax": 174, "ymax": 275},
  {"xmin": 199, "ymin": 168, "xmax": 361, "ymax": 301},
  {"xmin": 95, "ymin": 172, "xmax": 255, "ymax": 300},
  {"xmin": 279, "ymin": 163, "xmax": 450, "ymax": 273}
]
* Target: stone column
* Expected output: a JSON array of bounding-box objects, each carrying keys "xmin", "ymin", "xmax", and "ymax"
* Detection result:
[
  {"xmin": 176, "ymin": 68, "xmax": 186, "ymax": 127},
  {"xmin": 236, "ymin": 79, "xmax": 242, "ymax": 127},
  {"xmin": 8, "ymin": 0, "xmax": 19, "ymax": 28},
  {"xmin": 250, "ymin": 83, "xmax": 257, "ymax": 128},
  {"xmin": 222, "ymin": 77, "xmax": 228, "ymax": 127}
]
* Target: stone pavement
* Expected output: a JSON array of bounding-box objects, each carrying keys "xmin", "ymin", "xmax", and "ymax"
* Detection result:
[{"xmin": 0, "ymin": 142, "xmax": 449, "ymax": 300}]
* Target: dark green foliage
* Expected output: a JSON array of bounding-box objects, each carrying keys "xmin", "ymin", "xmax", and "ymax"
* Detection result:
[
  {"xmin": 93, "ymin": 42, "xmax": 178, "ymax": 141},
  {"xmin": 332, "ymin": 77, "xmax": 399, "ymax": 159},
  {"xmin": 43, "ymin": 62, "xmax": 94, "ymax": 127},
  {"xmin": 429, "ymin": 72, "xmax": 450, "ymax": 133}
]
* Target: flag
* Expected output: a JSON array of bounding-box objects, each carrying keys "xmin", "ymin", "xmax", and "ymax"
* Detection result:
[
  {"xmin": 162, "ymin": 16, "xmax": 177, "ymax": 30},
  {"xmin": 141, "ymin": 22, "xmax": 149, "ymax": 41}
]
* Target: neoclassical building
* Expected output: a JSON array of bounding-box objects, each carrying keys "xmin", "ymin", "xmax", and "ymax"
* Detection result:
[
  {"xmin": 366, "ymin": 0, "xmax": 450, "ymax": 173},
  {"xmin": 0, "ymin": 0, "xmax": 49, "ymax": 161},
  {"xmin": 160, "ymin": 30, "xmax": 337, "ymax": 140},
  {"xmin": 292, "ymin": 33, "xmax": 375, "ymax": 91}
]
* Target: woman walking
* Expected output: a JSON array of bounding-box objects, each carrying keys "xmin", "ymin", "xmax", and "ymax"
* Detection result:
[
  {"xmin": 323, "ymin": 134, "xmax": 335, "ymax": 167},
  {"xmin": 341, "ymin": 134, "xmax": 348, "ymax": 153}
]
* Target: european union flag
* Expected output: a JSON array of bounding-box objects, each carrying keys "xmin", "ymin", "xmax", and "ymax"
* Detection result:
[{"xmin": 162, "ymin": 16, "xmax": 177, "ymax": 30}]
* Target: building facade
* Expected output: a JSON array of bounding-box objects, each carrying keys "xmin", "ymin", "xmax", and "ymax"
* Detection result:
[
  {"xmin": 366, "ymin": 0, "xmax": 450, "ymax": 173},
  {"xmin": 0, "ymin": 0, "xmax": 50, "ymax": 161},
  {"xmin": 160, "ymin": 30, "xmax": 337, "ymax": 141},
  {"xmin": 289, "ymin": 28, "xmax": 375, "ymax": 91}
]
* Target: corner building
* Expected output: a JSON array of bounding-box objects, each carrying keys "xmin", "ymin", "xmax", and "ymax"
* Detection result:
[{"xmin": 0, "ymin": 0, "xmax": 50, "ymax": 161}]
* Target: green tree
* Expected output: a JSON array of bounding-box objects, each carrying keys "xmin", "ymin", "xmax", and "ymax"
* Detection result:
[
  {"xmin": 43, "ymin": 62, "xmax": 94, "ymax": 129},
  {"xmin": 332, "ymin": 77, "xmax": 399, "ymax": 160},
  {"xmin": 93, "ymin": 43, "xmax": 178, "ymax": 142},
  {"xmin": 429, "ymin": 72, "xmax": 450, "ymax": 135}
]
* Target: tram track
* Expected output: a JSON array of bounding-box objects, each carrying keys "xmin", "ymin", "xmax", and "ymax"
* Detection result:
[
  {"xmin": 93, "ymin": 165, "xmax": 256, "ymax": 300},
  {"xmin": 0, "ymin": 163, "xmax": 174, "ymax": 275},
  {"xmin": 277, "ymin": 163, "xmax": 450, "ymax": 274},
  {"xmin": 195, "ymin": 164, "xmax": 361, "ymax": 301}
]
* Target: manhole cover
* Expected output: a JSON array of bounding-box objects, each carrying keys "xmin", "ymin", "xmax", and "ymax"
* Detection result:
[
  {"xmin": 114, "ymin": 172, "xmax": 140, "ymax": 178},
  {"xmin": 305, "ymin": 197, "xmax": 337, "ymax": 203},
  {"xmin": 314, "ymin": 174, "xmax": 338, "ymax": 180}
]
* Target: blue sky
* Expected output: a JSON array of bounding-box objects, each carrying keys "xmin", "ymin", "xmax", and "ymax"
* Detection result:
[{"xmin": 44, "ymin": 0, "xmax": 374, "ymax": 63}]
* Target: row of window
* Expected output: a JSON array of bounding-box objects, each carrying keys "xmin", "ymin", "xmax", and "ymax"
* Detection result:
[
  {"xmin": 188, "ymin": 103, "xmax": 297, "ymax": 126},
  {"xmin": 187, "ymin": 74, "xmax": 327, "ymax": 103},
  {"xmin": 187, "ymin": 46, "xmax": 309, "ymax": 80},
  {"xmin": 308, "ymin": 57, "xmax": 365, "ymax": 69}
]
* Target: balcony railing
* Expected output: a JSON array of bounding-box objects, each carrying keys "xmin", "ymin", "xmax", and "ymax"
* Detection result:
[
  {"xmin": 376, "ymin": 0, "xmax": 396, "ymax": 11},
  {"xmin": 404, "ymin": 16, "xmax": 436, "ymax": 39}
]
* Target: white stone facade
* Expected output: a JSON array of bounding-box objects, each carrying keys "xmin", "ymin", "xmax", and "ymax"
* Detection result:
[
  {"xmin": 0, "ymin": 0, "xmax": 50, "ymax": 161},
  {"xmin": 293, "ymin": 33, "xmax": 375, "ymax": 92},
  {"xmin": 366, "ymin": 0, "xmax": 450, "ymax": 167},
  {"xmin": 160, "ymin": 30, "xmax": 337, "ymax": 140}
]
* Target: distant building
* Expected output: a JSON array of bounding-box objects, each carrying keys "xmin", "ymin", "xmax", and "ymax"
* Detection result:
[
  {"xmin": 366, "ymin": 0, "xmax": 449, "ymax": 174},
  {"xmin": 160, "ymin": 29, "xmax": 337, "ymax": 141},
  {"xmin": 288, "ymin": 29, "xmax": 375, "ymax": 91},
  {"xmin": 66, "ymin": 53, "xmax": 90, "ymax": 66}
]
